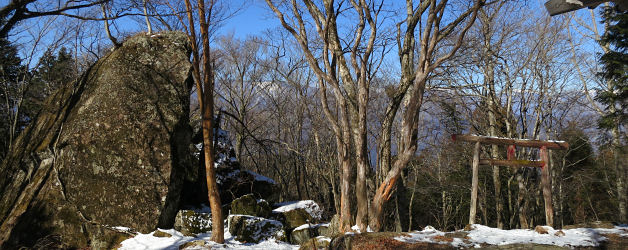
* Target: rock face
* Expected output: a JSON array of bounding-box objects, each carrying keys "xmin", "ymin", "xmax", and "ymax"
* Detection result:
[{"xmin": 0, "ymin": 32, "xmax": 193, "ymax": 249}]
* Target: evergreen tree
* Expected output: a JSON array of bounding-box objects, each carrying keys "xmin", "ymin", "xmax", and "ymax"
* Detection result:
[
  {"xmin": 597, "ymin": 5, "xmax": 628, "ymax": 129},
  {"xmin": 0, "ymin": 37, "xmax": 23, "ymax": 158},
  {"xmin": 597, "ymin": 3, "xmax": 628, "ymax": 223},
  {"xmin": 23, "ymin": 47, "xmax": 77, "ymax": 119}
]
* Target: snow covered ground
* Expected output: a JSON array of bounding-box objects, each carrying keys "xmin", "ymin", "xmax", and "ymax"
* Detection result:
[
  {"xmin": 118, "ymin": 228, "xmax": 298, "ymax": 250},
  {"xmin": 395, "ymin": 224, "xmax": 628, "ymax": 248},
  {"xmin": 118, "ymin": 223, "xmax": 628, "ymax": 249}
]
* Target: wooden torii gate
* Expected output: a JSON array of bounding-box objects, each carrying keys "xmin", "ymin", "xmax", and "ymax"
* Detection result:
[{"xmin": 452, "ymin": 134, "xmax": 569, "ymax": 227}]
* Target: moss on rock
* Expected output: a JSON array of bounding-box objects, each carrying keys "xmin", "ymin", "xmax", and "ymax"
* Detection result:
[
  {"xmin": 231, "ymin": 194, "xmax": 271, "ymax": 218},
  {"xmin": 274, "ymin": 208, "xmax": 313, "ymax": 230}
]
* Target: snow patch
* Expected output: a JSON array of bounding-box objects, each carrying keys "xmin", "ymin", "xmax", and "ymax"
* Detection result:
[
  {"xmin": 119, "ymin": 227, "xmax": 298, "ymax": 250},
  {"xmin": 395, "ymin": 224, "xmax": 628, "ymax": 248},
  {"xmin": 350, "ymin": 225, "xmax": 374, "ymax": 233},
  {"xmin": 294, "ymin": 223, "xmax": 328, "ymax": 231},
  {"xmin": 119, "ymin": 228, "xmax": 193, "ymax": 250},
  {"xmin": 566, "ymin": 0, "xmax": 583, "ymax": 6},
  {"xmin": 466, "ymin": 224, "xmax": 604, "ymax": 247},
  {"xmin": 394, "ymin": 225, "xmax": 447, "ymax": 245}
]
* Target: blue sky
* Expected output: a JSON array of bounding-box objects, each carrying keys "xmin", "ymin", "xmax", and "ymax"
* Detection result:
[{"xmin": 221, "ymin": 1, "xmax": 280, "ymax": 39}]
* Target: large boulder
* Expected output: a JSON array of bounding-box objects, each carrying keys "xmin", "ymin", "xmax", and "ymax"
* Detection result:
[
  {"xmin": 272, "ymin": 200, "xmax": 323, "ymax": 230},
  {"xmin": 173, "ymin": 207, "xmax": 212, "ymax": 236},
  {"xmin": 0, "ymin": 32, "xmax": 194, "ymax": 249},
  {"xmin": 230, "ymin": 194, "xmax": 271, "ymax": 218},
  {"xmin": 227, "ymin": 214, "xmax": 286, "ymax": 243},
  {"xmin": 217, "ymin": 167, "xmax": 280, "ymax": 205}
]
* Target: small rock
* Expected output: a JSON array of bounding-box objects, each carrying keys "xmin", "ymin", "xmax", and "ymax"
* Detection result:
[
  {"xmin": 298, "ymin": 236, "xmax": 331, "ymax": 250},
  {"xmin": 554, "ymin": 230, "xmax": 565, "ymax": 236},
  {"xmin": 153, "ymin": 230, "xmax": 172, "ymax": 238},
  {"xmin": 291, "ymin": 223, "xmax": 329, "ymax": 245},
  {"xmin": 178, "ymin": 240, "xmax": 206, "ymax": 249},
  {"xmin": 534, "ymin": 225, "xmax": 551, "ymax": 234}
]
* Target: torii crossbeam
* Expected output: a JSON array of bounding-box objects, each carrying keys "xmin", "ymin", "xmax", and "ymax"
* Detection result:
[{"xmin": 452, "ymin": 134, "xmax": 569, "ymax": 227}]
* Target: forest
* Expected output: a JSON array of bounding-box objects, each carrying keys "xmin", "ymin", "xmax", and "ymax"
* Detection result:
[{"xmin": 0, "ymin": 0, "xmax": 626, "ymax": 249}]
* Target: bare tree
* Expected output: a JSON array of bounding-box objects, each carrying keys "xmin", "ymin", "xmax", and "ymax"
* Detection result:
[
  {"xmin": 266, "ymin": 0, "xmax": 484, "ymax": 231},
  {"xmin": 174, "ymin": 0, "xmax": 239, "ymax": 243},
  {"xmin": 215, "ymin": 35, "xmax": 266, "ymax": 160},
  {"xmin": 0, "ymin": 0, "xmax": 111, "ymax": 37},
  {"xmin": 265, "ymin": 0, "xmax": 384, "ymax": 232},
  {"xmin": 369, "ymin": 0, "xmax": 483, "ymax": 231}
]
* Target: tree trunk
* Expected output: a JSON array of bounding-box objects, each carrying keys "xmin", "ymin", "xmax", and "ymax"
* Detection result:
[
  {"xmin": 142, "ymin": 0, "xmax": 152, "ymax": 34},
  {"xmin": 354, "ymin": 76, "xmax": 369, "ymax": 232},
  {"xmin": 100, "ymin": 4, "xmax": 120, "ymax": 48},
  {"xmin": 337, "ymin": 138, "xmax": 353, "ymax": 232},
  {"xmin": 612, "ymin": 124, "xmax": 626, "ymax": 222},
  {"xmin": 470, "ymin": 141, "xmax": 481, "ymax": 225},
  {"xmin": 540, "ymin": 146, "xmax": 553, "ymax": 226},
  {"xmin": 202, "ymin": 90, "xmax": 223, "ymax": 243},
  {"xmin": 517, "ymin": 170, "xmax": 529, "ymax": 228},
  {"xmin": 487, "ymin": 84, "xmax": 503, "ymax": 228},
  {"xmin": 482, "ymin": 22, "xmax": 504, "ymax": 227},
  {"xmin": 196, "ymin": 0, "xmax": 223, "ymax": 243}
]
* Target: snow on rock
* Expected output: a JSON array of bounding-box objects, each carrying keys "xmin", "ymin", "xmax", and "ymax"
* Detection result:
[
  {"xmin": 566, "ymin": 0, "xmax": 583, "ymax": 6},
  {"xmin": 227, "ymin": 214, "xmax": 287, "ymax": 243},
  {"xmin": 295, "ymin": 223, "xmax": 329, "ymax": 231},
  {"xmin": 245, "ymin": 170, "xmax": 278, "ymax": 184},
  {"xmin": 216, "ymin": 169, "xmax": 277, "ymax": 185},
  {"xmin": 395, "ymin": 224, "xmax": 628, "ymax": 248},
  {"xmin": 119, "ymin": 228, "xmax": 298, "ymax": 250},
  {"xmin": 273, "ymin": 200, "xmax": 322, "ymax": 220},
  {"xmin": 394, "ymin": 225, "xmax": 446, "ymax": 245},
  {"xmin": 111, "ymin": 226, "xmax": 132, "ymax": 232},
  {"xmin": 174, "ymin": 206, "xmax": 212, "ymax": 235},
  {"xmin": 350, "ymin": 225, "xmax": 374, "ymax": 233}
]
